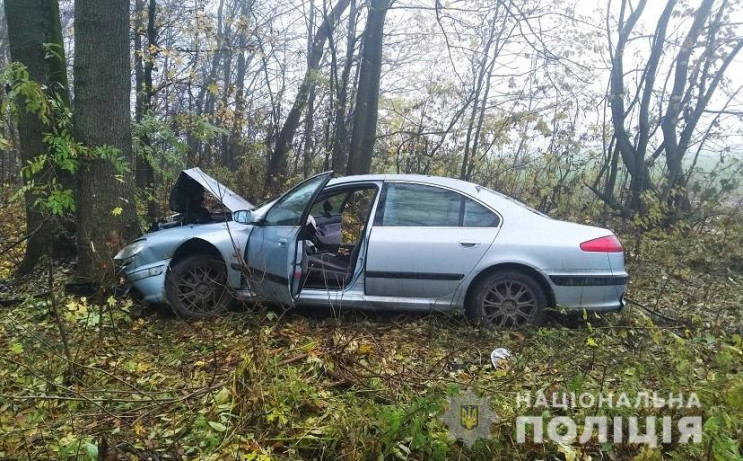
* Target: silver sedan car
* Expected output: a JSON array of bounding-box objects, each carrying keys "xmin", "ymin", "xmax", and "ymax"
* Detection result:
[{"xmin": 115, "ymin": 169, "xmax": 627, "ymax": 327}]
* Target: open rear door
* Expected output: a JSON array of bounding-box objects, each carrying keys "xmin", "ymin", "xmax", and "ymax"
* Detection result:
[{"xmin": 244, "ymin": 172, "xmax": 333, "ymax": 305}]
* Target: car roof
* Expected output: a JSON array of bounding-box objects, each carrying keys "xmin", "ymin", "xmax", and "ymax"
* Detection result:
[
  {"xmin": 327, "ymin": 173, "xmax": 548, "ymax": 219},
  {"xmin": 328, "ymin": 173, "xmax": 478, "ymax": 192}
]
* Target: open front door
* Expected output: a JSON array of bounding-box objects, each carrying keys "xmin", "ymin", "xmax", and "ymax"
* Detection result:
[{"xmin": 245, "ymin": 172, "xmax": 333, "ymax": 305}]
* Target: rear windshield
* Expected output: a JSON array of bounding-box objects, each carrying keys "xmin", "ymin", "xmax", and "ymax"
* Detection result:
[{"xmin": 480, "ymin": 187, "xmax": 551, "ymax": 218}]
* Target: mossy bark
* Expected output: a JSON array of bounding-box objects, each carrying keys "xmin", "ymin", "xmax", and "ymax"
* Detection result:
[{"xmin": 73, "ymin": 0, "xmax": 138, "ymax": 282}]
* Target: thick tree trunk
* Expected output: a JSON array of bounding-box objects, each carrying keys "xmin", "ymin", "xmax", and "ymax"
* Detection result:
[
  {"xmin": 607, "ymin": 0, "xmax": 648, "ymax": 214},
  {"xmin": 228, "ymin": 0, "xmax": 253, "ymax": 170},
  {"xmin": 228, "ymin": 58, "xmax": 247, "ymax": 169},
  {"xmin": 346, "ymin": 0, "xmax": 390, "ymax": 175},
  {"xmin": 302, "ymin": 88, "xmax": 316, "ymax": 178},
  {"xmin": 73, "ymin": 0, "xmax": 138, "ymax": 281},
  {"xmin": 4, "ymin": 0, "xmax": 75, "ymax": 275}
]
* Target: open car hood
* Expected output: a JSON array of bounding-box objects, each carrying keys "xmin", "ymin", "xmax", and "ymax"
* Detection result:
[{"xmin": 169, "ymin": 167, "xmax": 254, "ymax": 213}]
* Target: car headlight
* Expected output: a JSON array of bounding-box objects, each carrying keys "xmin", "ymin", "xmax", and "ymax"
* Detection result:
[{"xmin": 114, "ymin": 239, "xmax": 147, "ymax": 264}]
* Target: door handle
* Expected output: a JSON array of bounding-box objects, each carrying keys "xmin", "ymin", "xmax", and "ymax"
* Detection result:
[
  {"xmin": 459, "ymin": 241, "xmax": 480, "ymax": 248},
  {"xmin": 277, "ymin": 238, "xmax": 287, "ymax": 247}
]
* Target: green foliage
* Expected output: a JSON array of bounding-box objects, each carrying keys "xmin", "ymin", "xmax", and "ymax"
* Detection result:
[
  {"xmin": 133, "ymin": 114, "xmax": 188, "ymax": 181},
  {"xmin": 372, "ymin": 391, "xmax": 452, "ymax": 460},
  {"xmin": 175, "ymin": 111, "xmax": 229, "ymax": 143},
  {"xmin": 1, "ymin": 62, "xmax": 129, "ymax": 216}
]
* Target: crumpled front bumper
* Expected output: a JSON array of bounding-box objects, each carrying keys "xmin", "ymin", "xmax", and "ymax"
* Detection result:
[{"xmin": 121, "ymin": 259, "xmax": 170, "ymax": 303}]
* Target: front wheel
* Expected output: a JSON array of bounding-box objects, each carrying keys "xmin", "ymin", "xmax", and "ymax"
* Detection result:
[
  {"xmin": 165, "ymin": 254, "xmax": 231, "ymax": 319},
  {"xmin": 465, "ymin": 270, "xmax": 547, "ymax": 328}
]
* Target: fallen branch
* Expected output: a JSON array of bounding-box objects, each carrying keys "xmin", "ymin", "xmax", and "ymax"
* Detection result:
[
  {"xmin": 279, "ymin": 353, "xmax": 308, "ymax": 365},
  {"xmin": 0, "ymin": 222, "xmax": 43, "ymax": 257},
  {"xmin": 624, "ymin": 296, "xmax": 682, "ymax": 324}
]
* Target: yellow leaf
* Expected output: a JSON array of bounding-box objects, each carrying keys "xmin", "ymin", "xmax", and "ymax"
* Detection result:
[
  {"xmin": 586, "ymin": 337, "xmax": 598, "ymax": 347},
  {"xmin": 133, "ymin": 421, "xmax": 146, "ymax": 436},
  {"xmin": 358, "ymin": 344, "xmax": 372, "ymax": 355},
  {"xmin": 111, "ymin": 206, "xmax": 123, "ymax": 216}
]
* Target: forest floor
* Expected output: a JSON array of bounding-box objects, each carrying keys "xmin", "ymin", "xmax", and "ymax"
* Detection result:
[{"xmin": 0, "ymin": 203, "xmax": 742, "ymax": 460}]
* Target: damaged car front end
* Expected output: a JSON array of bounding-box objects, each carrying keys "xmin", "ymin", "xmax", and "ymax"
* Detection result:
[{"xmin": 114, "ymin": 168, "xmax": 254, "ymax": 304}]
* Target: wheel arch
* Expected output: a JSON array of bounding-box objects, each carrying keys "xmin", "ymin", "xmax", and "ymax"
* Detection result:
[
  {"xmin": 164, "ymin": 238, "xmax": 232, "ymax": 317},
  {"xmin": 464, "ymin": 262, "xmax": 556, "ymax": 309},
  {"xmin": 169, "ymin": 238, "xmax": 225, "ymax": 268}
]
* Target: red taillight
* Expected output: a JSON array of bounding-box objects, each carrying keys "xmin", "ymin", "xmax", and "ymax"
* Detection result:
[{"xmin": 580, "ymin": 235, "xmax": 623, "ymax": 252}]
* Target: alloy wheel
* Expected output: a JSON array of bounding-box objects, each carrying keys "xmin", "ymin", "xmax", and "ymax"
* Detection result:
[
  {"xmin": 174, "ymin": 262, "xmax": 227, "ymax": 315},
  {"xmin": 480, "ymin": 279, "xmax": 539, "ymax": 328}
]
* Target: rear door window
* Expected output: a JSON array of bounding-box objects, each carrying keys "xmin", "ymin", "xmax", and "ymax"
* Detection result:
[
  {"xmin": 379, "ymin": 183, "xmax": 499, "ymax": 227},
  {"xmin": 381, "ymin": 184, "xmax": 461, "ymax": 226}
]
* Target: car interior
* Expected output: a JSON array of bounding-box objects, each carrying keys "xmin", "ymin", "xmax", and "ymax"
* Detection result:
[{"xmin": 303, "ymin": 185, "xmax": 378, "ymax": 290}]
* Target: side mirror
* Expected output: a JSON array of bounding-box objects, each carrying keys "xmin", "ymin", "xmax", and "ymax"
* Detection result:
[{"xmin": 233, "ymin": 209, "xmax": 259, "ymax": 224}]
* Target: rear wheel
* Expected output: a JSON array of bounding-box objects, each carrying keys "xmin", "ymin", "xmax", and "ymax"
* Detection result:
[
  {"xmin": 466, "ymin": 270, "xmax": 547, "ymax": 328},
  {"xmin": 165, "ymin": 254, "xmax": 231, "ymax": 319}
]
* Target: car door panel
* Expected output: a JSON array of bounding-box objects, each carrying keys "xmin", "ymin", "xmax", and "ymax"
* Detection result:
[
  {"xmin": 365, "ymin": 227, "xmax": 496, "ymax": 298},
  {"xmin": 364, "ymin": 182, "xmax": 501, "ymax": 299},
  {"xmin": 244, "ymin": 225, "xmax": 295, "ymax": 302},
  {"xmin": 244, "ymin": 172, "xmax": 332, "ymax": 304}
]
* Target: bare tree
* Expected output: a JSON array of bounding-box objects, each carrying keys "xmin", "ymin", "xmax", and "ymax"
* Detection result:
[
  {"xmin": 266, "ymin": 0, "xmax": 351, "ymax": 192},
  {"xmin": 134, "ymin": 0, "xmax": 159, "ymax": 222},
  {"xmin": 599, "ymin": 0, "xmax": 742, "ymax": 216},
  {"xmin": 329, "ymin": 0, "xmax": 358, "ymax": 173}
]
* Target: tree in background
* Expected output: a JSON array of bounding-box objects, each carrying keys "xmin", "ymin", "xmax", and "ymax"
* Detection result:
[
  {"xmin": 346, "ymin": 0, "xmax": 390, "ymax": 175},
  {"xmin": 266, "ymin": 0, "xmax": 351, "ymax": 192},
  {"xmin": 2, "ymin": 0, "xmax": 741, "ymax": 260},
  {"xmin": 134, "ymin": 0, "xmax": 160, "ymax": 223},
  {"xmin": 329, "ymin": 0, "xmax": 358, "ymax": 173},
  {"xmin": 4, "ymin": 0, "xmax": 74, "ymax": 275},
  {"xmin": 601, "ymin": 0, "xmax": 743, "ymax": 217},
  {"xmin": 73, "ymin": 0, "xmax": 138, "ymax": 281}
]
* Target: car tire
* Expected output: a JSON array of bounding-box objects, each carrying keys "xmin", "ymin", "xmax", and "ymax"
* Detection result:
[
  {"xmin": 165, "ymin": 254, "xmax": 231, "ymax": 319},
  {"xmin": 465, "ymin": 270, "xmax": 547, "ymax": 328}
]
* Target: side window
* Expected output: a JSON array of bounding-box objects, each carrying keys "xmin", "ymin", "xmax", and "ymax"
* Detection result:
[
  {"xmin": 463, "ymin": 198, "xmax": 500, "ymax": 227},
  {"xmin": 379, "ymin": 183, "xmax": 500, "ymax": 227},
  {"xmin": 263, "ymin": 174, "xmax": 328, "ymax": 226},
  {"xmin": 381, "ymin": 184, "xmax": 461, "ymax": 226}
]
